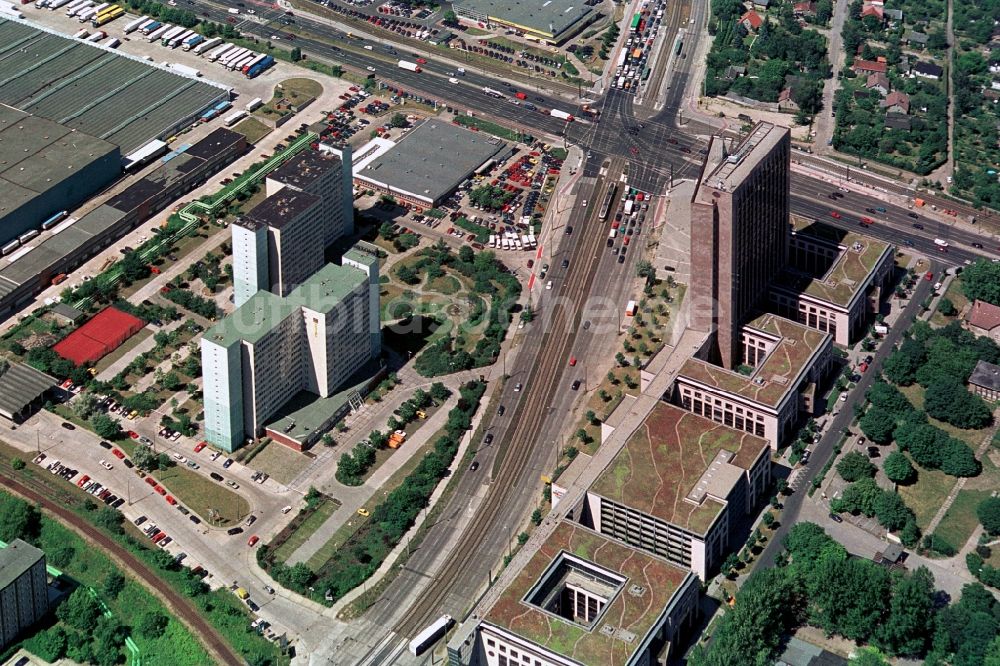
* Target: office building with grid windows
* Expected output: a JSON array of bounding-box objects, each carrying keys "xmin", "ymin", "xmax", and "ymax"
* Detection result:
[{"xmin": 201, "ymin": 256, "xmax": 379, "ymax": 452}]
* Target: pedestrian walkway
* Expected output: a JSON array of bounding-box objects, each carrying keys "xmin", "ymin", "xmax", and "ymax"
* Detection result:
[{"xmin": 286, "ymin": 392, "xmax": 461, "ymax": 566}]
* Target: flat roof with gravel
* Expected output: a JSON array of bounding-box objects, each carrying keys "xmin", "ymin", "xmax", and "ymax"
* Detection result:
[
  {"xmin": 454, "ymin": 0, "xmax": 594, "ymax": 38},
  {"xmin": 589, "ymin": 403, "xmax": 770, "ymax": 536},
  {"xmin": 0, "ymin": 539, "xmax": 44, "ymax": 589},
  {"xmin": 0, "ymin": 17, "xmax": 229, "ymax": 153},
  {"xmin": 354, "ymin": 121, "xmax": 506, "ymax": 205}
]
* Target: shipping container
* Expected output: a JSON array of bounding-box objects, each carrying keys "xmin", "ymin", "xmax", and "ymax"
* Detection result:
[
  {"xmin": 72, "ymin": 28, "xmax": 88, "ymax": 38},
  {"xmin": 193, "ymin": 36, "xmax": 221, "ymax": 54},
  {"xmin": 84, "ymin": 29, "xmax": 105, "ymax": 40},
  {"xmin": 18, "ymin": 230, "xmax": 39, "ymax": 244},
  {"xmin": 146, "ymin": 24, "xmax": 170, "ymax": 41},
  {"xmin": 168, "ymin": 63, "xmax": 201, "ymax": 77},
  {"xmin": 140, "ymin": 19, "xmax": 160, "ymax": 34},
  {"xmin": 181, "ymin": 33, "xmax": 204, "ymax": 50},
  {"xmin": 160, "ymin": 25, "xmax": 184, "ymax": 43},
  {"xmin": 168, "ymin": 28, "xmax": 195, "ymax": 47},
  {"xmin": 76, "ymin": 5, "xmax": 99, "ymax": 20},
  {"xmin": 241, "ymin": 53, "xmax": 267, "ymax": 73},
  {"xmin": 223, "ymin": 109, "xmax": 246, "ymax": 126},
  {"xmin": 41, "ymin": 211, "xmax": 67, "ymax": 230},
  {"xmin": 219, "ymin": 47, "xmax": 248, "ymax": 66},
  {"xmin": 48, "ymin": 0, "xmax": 75, "ymax": 9},
  {"xmin": 92, "ymin": 7, "xmax": 122, "ymax": 26},
  {"xmin": 229, "ymin": 53, "xmax": 255, "ymax": 71},
  {"xmin": 1, "ymin": 240, "xmax": 20, "ymax": 256},
  {"xmin": 66, "ymin": 0, "xmax": 92, "ymax": 17},
  {"xmin": 207, "ymin": 43, "xmax": 234, "ymax": 61},
  {"xmin": 123, "ymin": 15, "xmax": 148, "ymax": 32},
  {"xmin": 245, "ymin": 54, "xmax": 273, "ymax": 78}
]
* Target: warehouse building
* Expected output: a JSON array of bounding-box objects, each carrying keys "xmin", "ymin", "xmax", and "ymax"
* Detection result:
[
  {"xmin": 353, "ymin": 121, "xmax": 507, "ymax": 208},
  {"xmin": 580, "ymin": 403, "xmax": 771, "ymax": 581},
  {"xmin": 451, "ymin": 521, "xmax": 700, "ymax": 666},
  {"xmin": 0, "ymin": 17, "xmax": 230, "ymax": 250},
  {"xmin": 201, "ymin": 247, "xmax": 381, "ymax": 452},
  {"xmin": 0, "ymin": 129, "xmax": 247, "ymax": 321},
  {"xmin": 452, "ymin": 0, "xmax": 597, "ymax": 43},
  {"xmin": 0, "ymin": 105, "xmax": 120, "ymax": 248}
]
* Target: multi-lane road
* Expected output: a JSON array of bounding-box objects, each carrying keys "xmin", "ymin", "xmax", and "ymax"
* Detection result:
[{"xmin": 185, "ymin": 0, "xmax": 1000, "ymax": 661}]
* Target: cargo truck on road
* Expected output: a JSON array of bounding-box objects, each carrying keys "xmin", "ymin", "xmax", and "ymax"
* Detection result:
[
  {"xmin": 397, "ymin": 60, "xmax": 421, "ymax": 72},
  {"xmin": 550, "ymin": 109, "xmax": 574, "ymax": 121}
]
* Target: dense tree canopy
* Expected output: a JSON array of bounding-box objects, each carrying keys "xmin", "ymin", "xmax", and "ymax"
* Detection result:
[
  {"xmin": 978, "ymin": 497, "xmax": 1000, "ymax": 536},
  {"xmin": 962, "ymin": 260, "xmax": 1000, "ymax": 306},
  {"xmin": 924, "ymin": 377, "xmax": 993, "ymax": 430},
  {"xmin": 837, "ymin": 451, "xmax": 878, "ymax": 481},
  {"xmin": 883, "ymin": 451, "xmax": 916, "ymax": 484}
]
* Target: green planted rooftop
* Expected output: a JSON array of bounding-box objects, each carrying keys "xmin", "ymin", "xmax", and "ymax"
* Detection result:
[
  {"xmin": 590, "ymin": 403, "xmax": 769, "ymax": 535},
  {"xmin": 680, "ymin": 313, "xmax": 829, "ymax": 408},
  {"xmin": 483, "ymin": 521, "xmax": 691, "ymax": 666}
]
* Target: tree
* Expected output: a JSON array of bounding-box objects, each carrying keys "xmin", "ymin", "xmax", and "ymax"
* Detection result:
[
  {"xmin": 10, "ymin": 457, "xmax": 24, "ymax": 470},
  {"xmin": 136, "ymin": 611, "xmax": 169, "ymax": 639},
  {"xmin": 925, "ymin": 377, "xmax": 993, "ymax": 430},
  {"xmin": 290, "ymin": 46, "xmax": 302, "ymax": 61},
  {"xmin": 635, "ymin": 260, "xmax": 654, "ymax": 278},
  {"xmin": 520, "ymin": 306, "xmax": 534, "ymax": 323},
  {"xmin": 859, "ymin": 406, "xmax": 897, "ymax": 444},
  {"xmin": 883, "ymin": 338, "xmax": 926, "ymax": 385},
  {"xmin": 837, "ymin": 451, "xmax": 877, "ymax": 481},
  {"xmin": 866, "ymin": 380, "xmax": 913, "ymax": 418},
  {"xmin": 102, "ymin": 572, "xmax": 125, "ymax": 599},
  {"xmin": 56, "ymin": 588, "xmax": 102, "ymax": 632},
  {"xmin": 91, "ymin": 413, "xmax": 120, "ymax": 440},
  {"xmin": 808, "ymin": 556, "xmax": 890, "ymax": 641},
  {"xmin": 762, "ymin": 511, "xmax": 775, "ymax": 527},
  {"xmin": 73, "ymin": 393, "xmax": 99, "ymax": 420},
  {"xmin": 615, "ymin": 352, "xmax": 627, "ymax": 367},
  {"xmin": 23, "ymin": 626, "xmax": 67, "ymax": 662},
  {"xmin": 883, "ymin": 451, "xmax": 916, "ymax": 484},
  {"xmin": 389, "ymin": 113, "xmax": 408, "ymax": 128},
  {"xmin": 132, "ymin": 444, "xmax": 156, "ymax": 472},
  {"xmin": 443, "ymin": 8, "xmax": 458, "ymax": 23},
  {"xmin": 978, "ymin": 497, "xmax": 1000, "ymax": 536},
  {"xmin": 783, "ymin": 522, "xmax": 847, "ymax": 568},
  {"xmin": 379, "ymin": 221, "xmax": 395, "ymax": 239},
  {"xmin": 531, "ymin": 508, "xmax": 542, "ymax": 525},
  {"xmin": 938, "ymin": 297, "xmax": 957, "ymax": 316},
  {"xmin": 585, "ymin": 410, "xmax": 597, "ymax": 425},
  {"xmin": 0, "ymin": 495, "xmax": 40, "ymax": 543},
  {"xmin": 850, "ymin": 647, "xmax": 890, "ymax": 665},
  {"xmin": 874, "ymin": 490, "xmax": 913, "ymax": 531},
  {"xmin": 962, "ymin": 259, "xmax": 1000, "ymax": 306}
]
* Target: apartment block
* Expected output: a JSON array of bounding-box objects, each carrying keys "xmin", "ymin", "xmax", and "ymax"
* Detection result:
[
  {"xmin": 0, "ymin": 539, "xmax": 47, "ymax": 649},
  {"xmin": 202, "ymin": 258, "xmax": 379, "ymax": 452},
  {"xmin": 674, "ymin": 313, "xmax": 833, "ymax": 448},
  {"xmin": 232, "ymin": 189, "xmax": 325, "ymax": 307},
  {"xmin": 770, "ymin": 218, "xmax": 894, "ymax": 346},
  {"xmin": 581, "ymin": 403, "xmax": 771, "ymax": 581},
  {"xmin": 690, "ymin": 122, "xmax": 791, "ymax": 369},
  {"xmin": 266, "ymin": 147, "xmax": 354, "ymax": 247},
  {"xmin": 458, "ymin": 521, "xmax": 699, "ymax": 666}
]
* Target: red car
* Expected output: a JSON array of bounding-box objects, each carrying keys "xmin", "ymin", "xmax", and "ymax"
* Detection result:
[
  {"xmin": 165, "ymin": 495, "xmax": 177, "ymax": 506},
  {"xmin": 194, "ymin": 441, "xmax": 207, "ymax": 453},
  {"xmin": 154, "ymin": 485, "xmax": 166, "ymax": 496},
  {"xmin": 77, "ymin": 475, "xmax": 90, "ymax": 488},
  {"xmin": 924, "ymin": 271, "xmax": 934, "ymax": 281},
  {"xmin": 569, "ymin": 356, "xmax": 577, "ymax": 367},
  {"xmin": 144, "ymin": 477, "xmax": 157, "ymax": 487},
  {"xmin": 128, "ymin": 431, "xmax": 139, "ymax": 439},
  {"xmin": 860, "ymin": 216, "xmax": 873, "ymax": 225},
  {"xmin": 859, "ymin": 362, "xmax": 869, "ymax": 373},
  {"xmin": 111, "ymin": 448, "xmax": 125, "ymax": 460},
  {"xmin": 829, "ymin": 211, "xmax": 841, "ymax": 219},
  {"xmin": 247, "ymin": 535, "xmax": 260, "ymax": 547}
]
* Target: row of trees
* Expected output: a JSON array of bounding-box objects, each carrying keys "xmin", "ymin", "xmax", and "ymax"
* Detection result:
[
  {"xmin": 262, "ymin": 380, "xmax": 487, "ymax": 603},
  {"xmin": 161, "ymin": 286, "xmax": 221, "ymax": 320},
  {"xmin": 692, "ymin": 522, "xmax": 1000, "ymax": 665},
  {"xmin": 831, "ymin": 477, "xmax": 920, "ymax": 544}
]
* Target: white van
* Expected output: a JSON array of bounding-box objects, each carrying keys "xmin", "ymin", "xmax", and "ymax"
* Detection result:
[
  {"xmin": 456, "ymin": 67, "xmax": 465, "ymax": 75},
  {"xmin": 448, "ymin": 77, "xmax": 459, "ymax": 84}
]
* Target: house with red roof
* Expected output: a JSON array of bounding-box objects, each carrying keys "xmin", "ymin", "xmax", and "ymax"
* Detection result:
[
  {"xmin": 740, "ymin": 9, "xmax": 764, "ymax": 31},
  {"xmin": 880, "ymin": 90, "xmax": 910, "ymax": 114},
  {"xmin": 853, "ymin": 58, "xmax": 887, "ymax": 74},
  {"xmin": 966, "ymin": 299, "xmax": 1000, "ymax": 343}
]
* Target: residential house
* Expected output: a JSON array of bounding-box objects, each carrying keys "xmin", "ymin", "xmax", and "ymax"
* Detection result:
[
  {"xmin": 740, "ymin": 9, "xmax": 764, "ymax": 31},
  {"xmin": 904, "ymin": 29, "xmax": 928, "ymax": 47},
  {"xmin": 861, "ymin": 4, "xmax": 884, "ymax": 21},
  {"xmin": 966, "ymin": 299, "xmax": 1000, "ymax": 342},
  {"xmin": 992, "ymin": 80, "xmax": 1000, "ymax": 91},
  {"xmin": 778, "ymin": 88, "xmax": 799, "ymax": 112},
  {"xmin": 880, "ymin": 90, "xmax": 910, "ymax": 114},
  {"xmin": 793, "ymin": 0, "xmax": 817, "ymax": 17},
  {"xmin": 753, "ymin": 0, "xmax": 770, "ymax": 10},
  {"xmin": 969, "ymin": 360, "xmax": 1000, "ymax": 402},
  {"xmin": 990, "ymin": 63, "xmax": 1000, "ymax": 74},
  {"xmin": 913, "ymin": 61, "xmax": 944, "ymax": 79},
  {"xmin": 986, "ymin": 89, "xmax": 1000, "ymax": 102},
  {"xmin": 853, "ymin": 58, "xmax": 888, "ymax": 74},
  {"xmin": 885, "ymin": 8, "xmax": 903, "ymax": 24},
  {"xmin": 884, "ymin": 113, "xmax": 912, "ymax": 130},
  {"xmin": 866, "ymin": 72, "xmax": 890, "ymax": 95},
  {"xmin": 723, "ymin": 65, "xmax": 747, "ymax": 80}
]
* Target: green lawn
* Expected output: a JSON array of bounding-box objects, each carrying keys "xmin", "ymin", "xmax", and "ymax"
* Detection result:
[
  {"xmin": 21, "ymin": 496, "xmax": 210, "ymax": 666},
  {"xmin": 272, "ymin": 498, "xmax": 338, "ymax": 564},
  {"xmin": 427, "ymin": 275, "xmax": 461, "ymax": 295},
  {"xmin": 898, "ymin": 459, "xmax": 958, "ymax": 530},
  {"xmin": 232, "ymin": 116, "xmax": 272, "ymax": 145},
  {"xmin": 933, "ymin": 488, "xmax": 991, "ymax": 553},
  {"xmin": 249, "ymin": 440, "xmax": 310, "ymax": 486}
]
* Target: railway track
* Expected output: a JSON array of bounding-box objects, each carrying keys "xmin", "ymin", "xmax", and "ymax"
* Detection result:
[
  {"xmin": 394, "ymin": 156, "xmax": 627, "ymax": 639},
  {"xmin": 0, "ymin": 465, "xmax": 245, "ymax": 666}
]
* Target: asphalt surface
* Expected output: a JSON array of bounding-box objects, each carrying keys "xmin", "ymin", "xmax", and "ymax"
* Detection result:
[
  {"xmin": 176, "ymin": 0, "xmax": 1000, "ymax": 660},
  {"xmin": 755, "ymin": 269, "xmax": 938, "ymax": 571}
]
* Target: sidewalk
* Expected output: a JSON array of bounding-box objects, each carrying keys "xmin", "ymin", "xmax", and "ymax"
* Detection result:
[{"xmin": 286, "ymin": 392, "xmax": 461, "ymax": 565}]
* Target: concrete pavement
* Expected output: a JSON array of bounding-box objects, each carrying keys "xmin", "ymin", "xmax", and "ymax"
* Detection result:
[{"xmin": 812, "ymin": 0, "xmax": 850, "ymax": 153}]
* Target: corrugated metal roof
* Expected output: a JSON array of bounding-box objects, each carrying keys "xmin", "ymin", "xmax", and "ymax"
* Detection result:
[{"xmin": 0, "ymin": 17, "xmax": 229, "ymax": 153}]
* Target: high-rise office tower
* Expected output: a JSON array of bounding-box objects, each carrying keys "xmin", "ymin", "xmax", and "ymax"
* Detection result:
[{"xmin": 689, "ymin": 122, "xmax": 790, "ymax": 369}]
